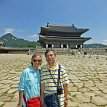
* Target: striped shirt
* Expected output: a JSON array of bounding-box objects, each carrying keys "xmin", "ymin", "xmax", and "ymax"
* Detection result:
[{"xmin": 41, "ymin": 63, "xmax": 69, "ymax": 107}]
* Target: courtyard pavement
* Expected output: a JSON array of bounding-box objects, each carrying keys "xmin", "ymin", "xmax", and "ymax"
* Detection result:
[{"xmin": 0, "ymin": 54, "xmax": 107, "ymax": 107}]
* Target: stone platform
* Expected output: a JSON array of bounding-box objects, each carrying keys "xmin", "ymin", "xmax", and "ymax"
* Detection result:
[{"xmin": 0, "ymin": 54, "xmax": 107, "ymax": 107}]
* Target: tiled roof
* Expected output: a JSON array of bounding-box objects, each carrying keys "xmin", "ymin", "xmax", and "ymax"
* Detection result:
[
  {"xmin": 41, "ymin": 24, "xmax": 89, "ymax": 33},
  {"xmin": 39, "ymin": 35, "xmax": 91, "ymax": 41}
]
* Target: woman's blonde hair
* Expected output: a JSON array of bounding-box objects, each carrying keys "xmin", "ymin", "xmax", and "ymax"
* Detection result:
[{"xmin": 31, "ymin": 53, "xmax": 42, "ymax": 65}]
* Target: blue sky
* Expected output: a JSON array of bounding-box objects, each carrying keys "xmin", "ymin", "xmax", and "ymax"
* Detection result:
[{"xmin": 0, "ymin": 0, "xmax": 107, "ymax": 44}]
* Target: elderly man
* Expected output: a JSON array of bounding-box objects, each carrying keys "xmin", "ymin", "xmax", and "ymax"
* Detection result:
[{"xmin": 41, "ymin": 49, "xmax": 69, "ymax": 107}]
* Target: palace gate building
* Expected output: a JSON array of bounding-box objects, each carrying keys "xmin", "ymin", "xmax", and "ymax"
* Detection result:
[{"xmin": 39, "ymin": 24, "xmax": 91, "ymax": 48}]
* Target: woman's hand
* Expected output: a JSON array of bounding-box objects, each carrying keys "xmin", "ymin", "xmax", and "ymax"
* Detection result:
[
  {"xmin": 64, "ymin": 99, "xmax": 68, "ymax": 107},
  {"xmin": 17, "ymin": 103, "xmax": 22, "ymax": 107}
]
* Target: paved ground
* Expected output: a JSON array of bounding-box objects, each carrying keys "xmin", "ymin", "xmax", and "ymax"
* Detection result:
[{"xmin": 0, "ymin": 54, "xmax": 107, "ymax": 107}]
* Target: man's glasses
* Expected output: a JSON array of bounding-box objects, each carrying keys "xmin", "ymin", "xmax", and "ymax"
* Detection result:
[{"xmin": 33, "ymin": 59, "xmax": 41, "ymax": 62}]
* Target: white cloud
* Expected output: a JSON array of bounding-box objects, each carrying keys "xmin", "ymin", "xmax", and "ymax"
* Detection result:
[
  {"xmin": 4, "ymin": 28, "xmax": 14, "ymax": 34},
  {"xmin": 85, "ymin": 39, "xmax": 94, "ymax": 44},
  {"xmin": 102, "ymin": 40, "xmax": 107, "ymax": 45},
  {"xmin": 28, "ymin": 34, "xmax": 39, "ymax": 41}
]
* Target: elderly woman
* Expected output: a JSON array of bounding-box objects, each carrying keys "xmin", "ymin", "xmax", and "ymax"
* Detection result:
[{"xmin": 18, "ymin": 53, "xmax": 42, "ymax": 107}]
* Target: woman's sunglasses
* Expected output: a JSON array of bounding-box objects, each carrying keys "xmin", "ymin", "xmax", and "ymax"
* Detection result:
[{"xmin": 33, "ymin": 59, "xmax": 41, "ymax": 62}]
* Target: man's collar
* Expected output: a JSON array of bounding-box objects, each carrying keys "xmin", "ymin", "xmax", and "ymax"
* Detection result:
[{"xmin": 47, "ymin": 63, "xmax": 59, "ymax": 70}]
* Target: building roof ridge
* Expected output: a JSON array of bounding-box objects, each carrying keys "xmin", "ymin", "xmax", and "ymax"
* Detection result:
[{"xmin": 48, "ymin": 24, "xmax": 75, "ymax": 27}]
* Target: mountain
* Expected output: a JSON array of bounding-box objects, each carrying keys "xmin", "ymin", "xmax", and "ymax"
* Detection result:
[
  {"xmin": 0, "ymin": 33, "xmax": 107, "ymax": 48},
  {"xmin": 0, "ymin": 33, "xmax": 39, "ymax": 48},
  {"xmin": 83, "ymin": 43, "xmax": 107, "ymax": 48}
]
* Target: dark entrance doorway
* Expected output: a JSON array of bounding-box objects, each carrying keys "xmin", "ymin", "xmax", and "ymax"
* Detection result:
[
  {"xmin": 77, "ymin": 45, "xmax": 80, "ymax": 49},
  {"xmin": 48, "ymin": 44, "xmax": 52, "ymax": 48},
  {"xmin": 63, "ymin": 44, "xmax": 67, "ymax": 48}
]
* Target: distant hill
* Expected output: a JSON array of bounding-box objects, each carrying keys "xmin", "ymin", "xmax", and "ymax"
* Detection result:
[
  {"xmin": 83, "ymin": 43, "xmax": 107, "ymax": 48},
  {"xmin": 0, "ymin": 33, "xmax": 107, "ymax": 48},
  {"xmin": 0, "ymin": 33, "xmax": 40, "ymax": 48}
]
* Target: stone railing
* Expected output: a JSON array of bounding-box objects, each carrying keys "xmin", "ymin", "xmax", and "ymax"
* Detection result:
[{"xmin": 1, "ymin": 47, "xmax": 107, "ymax": 55}]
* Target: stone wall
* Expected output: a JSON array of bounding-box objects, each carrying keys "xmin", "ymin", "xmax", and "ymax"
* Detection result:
[{"xmin": 0, "ymin": 47, "xmax": 107, "ymax": 55}]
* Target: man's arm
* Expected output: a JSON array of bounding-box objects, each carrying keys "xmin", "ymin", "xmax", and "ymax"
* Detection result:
[
  {"xmin": 18, "ymin": 91, "xmax": 24, "ymax": 107},
  {"xmin": 63, "ymin": 84, "xmax": 69, "ymax": 107}
]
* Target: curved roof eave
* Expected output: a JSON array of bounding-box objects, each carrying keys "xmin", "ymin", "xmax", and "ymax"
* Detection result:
[
  {"xmin": 40, "ymin": 35, "xmax": 91, "ymax": 41},
  {"xmin": 41, "ymin": 27, "xmax": 89, "ymax": 33}
]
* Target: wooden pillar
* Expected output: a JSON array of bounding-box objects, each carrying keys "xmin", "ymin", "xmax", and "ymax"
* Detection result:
[
  {"xmin": 80, "ymin": 45, "xmax": 83, "ymax": 48},
  {"xmin": 52, "ymin": 44, "xmax": 54, "ymax": 48},
  {"xmin": 46, "ymin": 44, "xmax": 48, "ymax": 48},
  {"xmin": 67, "ymin": 44, "xmax": 69, "ymax": 48},
  {"xmin": 61, "ymin": 44, "xmax": 63, "ymax": 48},
  {"xmin": 76, "ymin": 45, "xmax": 77, "ymax": 48}
]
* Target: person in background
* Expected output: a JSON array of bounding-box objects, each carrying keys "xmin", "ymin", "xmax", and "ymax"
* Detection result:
[
  {"xmin": 18, "ymin": 53, "xmax": 42, "ymax": 107},
  {"xmin": 41, "ymin": 49, "xmax": 69, "ymax": 107}
]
